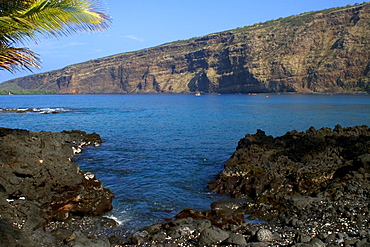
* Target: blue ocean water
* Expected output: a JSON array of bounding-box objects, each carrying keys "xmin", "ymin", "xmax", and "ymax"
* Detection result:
[{"xmin": 1, "ymin": 94, "xmax": 369, "ymax": 233}]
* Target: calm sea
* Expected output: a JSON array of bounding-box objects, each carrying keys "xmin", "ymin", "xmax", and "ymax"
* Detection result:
[{"xmin": 1, "ymin": 94, "xmax": 369, "ymax": 233}]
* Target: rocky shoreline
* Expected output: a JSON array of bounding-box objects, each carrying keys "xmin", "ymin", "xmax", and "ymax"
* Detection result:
[
  {"xmin": 0, "ymin": 128, "xmax": 115, "ymax": 246},
  {"xmin": 121, "ymin": 125, "xmax": 370, "ymax": 246},
  {"xmin": 0, "ymin": 125, "xmax": 369, "ymax": 246}
]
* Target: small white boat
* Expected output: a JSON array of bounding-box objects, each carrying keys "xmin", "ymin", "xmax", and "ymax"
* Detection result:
[{"xmin": 195, "ymin": 93, "xmax": 201, "ymax": 96}]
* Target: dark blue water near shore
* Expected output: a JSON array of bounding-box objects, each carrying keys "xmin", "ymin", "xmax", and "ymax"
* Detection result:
[{"xmin": 1, "ymin": 94, "xmax": 369, "ymax": 233}]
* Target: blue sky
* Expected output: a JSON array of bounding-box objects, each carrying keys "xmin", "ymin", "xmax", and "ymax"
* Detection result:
[{"xmin": 0, "ymin": 0, "xmax": 365, "ymax": 83}]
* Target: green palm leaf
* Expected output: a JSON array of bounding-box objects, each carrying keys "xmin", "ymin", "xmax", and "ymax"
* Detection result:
[
  {"xmin": 21, "ymin": 0, "xmax": 111, "ymax": 37},
  {"xmin": 0, "ymin": 0, "xmax": 111, "ymax": 72}
]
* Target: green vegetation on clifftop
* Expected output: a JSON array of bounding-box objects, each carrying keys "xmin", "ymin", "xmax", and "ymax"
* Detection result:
[{"xmin": 0, "ymin": 89, "xmax": 56, "ymax": 95}]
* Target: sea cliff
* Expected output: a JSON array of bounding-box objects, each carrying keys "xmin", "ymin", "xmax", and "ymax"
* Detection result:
[{"xmin": 1, "ymin": 3, "xmax": 369, "ymax": 94}]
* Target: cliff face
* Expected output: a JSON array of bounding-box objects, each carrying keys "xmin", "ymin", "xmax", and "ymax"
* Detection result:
[{"xmin": 1, "ymin": 3, "xmax": 369, "ymax": 94}]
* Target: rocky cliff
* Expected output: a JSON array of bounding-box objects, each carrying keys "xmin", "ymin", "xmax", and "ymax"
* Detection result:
[{"xmin": 1, "ymin": 3, "xmax": 369, "ymax": 94}]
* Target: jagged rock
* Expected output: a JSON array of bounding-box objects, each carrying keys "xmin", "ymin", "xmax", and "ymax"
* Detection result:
[
  {"xmin": 208, "ymin": 125, "xmax": 370, "ymax": 220},
  {"xmin": 1, "ymin": 3, "xmax": 369, "ymax": 94},
  {"xmin": 0, "ymin": 128, "xmax": 114, "ymax": 246}
]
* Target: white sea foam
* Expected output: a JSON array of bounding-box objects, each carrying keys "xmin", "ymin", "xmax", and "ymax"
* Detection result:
[
  {"xmin": 0, "ymin": 107, "xmax": 72, "ymax": 114},
  {"xmin": 105, "ymin": 214, "xmax": 124, "ymax": 226}
]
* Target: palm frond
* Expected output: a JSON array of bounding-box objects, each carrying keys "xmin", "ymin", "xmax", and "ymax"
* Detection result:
[
  {"xmin": 0, "ymin": 16, "xmax": 36, "ymax": 45},
  {"xmin": 0, "ymin": 45, "xmax": 41, "ymax": 72},
  {"xmin": 21, "ymin": 0, "xmax": 111, "ymax": 37},
  {"xmin": 0, "ymin": 0, "xmax": 111, "ymax": 72}
]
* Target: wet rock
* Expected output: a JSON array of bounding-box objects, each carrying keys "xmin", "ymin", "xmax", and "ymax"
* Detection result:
[
  {"xmin": 192, "ymin": 219, "xmax": 212, "ymax": 232},
  {"xmin": 197, "ymin": 226, "xmax": 229, "ymax": 247},
  {"xmin": 210, "ymin": 200, "xmax": 243, "ymax": 211},
  {"xmin": 0, "ymin": 128, "xmax": 114, "ymax": 246},
  {"xmin": 145, "ymin": 223, "xmax": 163, "ymax": 234},
  {"xmin": 174, "ymin": 205, "xmax": 245, "ymax": 229}
]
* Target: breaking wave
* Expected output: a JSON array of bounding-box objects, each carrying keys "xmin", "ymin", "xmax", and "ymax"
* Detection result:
[{"xmin": 0, "ymin": 107, "xmax": 73, "ymax": 114}]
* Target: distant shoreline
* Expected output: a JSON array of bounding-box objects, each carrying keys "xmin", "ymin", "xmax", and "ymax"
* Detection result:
[{"xmin": 1, "ymin": 90, "xmax": 369, "ymax": 96}]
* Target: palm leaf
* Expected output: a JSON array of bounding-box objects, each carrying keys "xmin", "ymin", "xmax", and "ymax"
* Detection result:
[
  {"xmin": 0, "ymin": 0, "xmax": 111, "ymax": 72},
  {"xmin": 0, "ymin": 45, "xmax": 41, "ymax": 72},
  {"xmin": 20, "ymin": 0, "xmax": 111, "ymax": 37}
]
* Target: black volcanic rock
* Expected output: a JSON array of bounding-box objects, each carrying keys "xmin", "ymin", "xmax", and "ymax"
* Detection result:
[
  {"xmin": 122, "ymin": 125, "xmax": 370, "ymax": 246},
  {"xmin": 0, "ymin": 128, "xmax": 114, "ymax": 246},
  {"xmin": 1, "ymin": 3, "xmax": 369, "ymax": 94},
  {"xmin": 208, "ymin": 125, "xmax": 370, "ymax": 220}
]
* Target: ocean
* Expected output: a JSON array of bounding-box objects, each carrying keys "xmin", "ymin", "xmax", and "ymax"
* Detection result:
[{"xmin": 1, "ymin": 93, "xmax": 369, "ymax": 233}]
